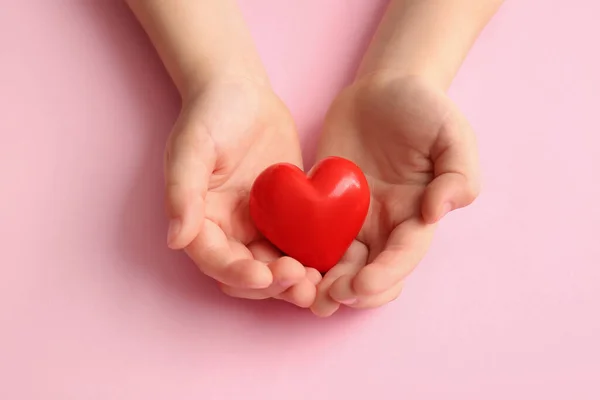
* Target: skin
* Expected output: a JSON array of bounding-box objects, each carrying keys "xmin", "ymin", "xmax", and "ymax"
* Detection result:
[
  {"xmin": 125, "ymin": 0, "xmax": 320, "ymax": 308},
  {"xmin": 311, "ymin": 0, "xmax": 504, "ymax": 317},
  {"xmin": 125, "ymin": 0, "xmax": 503, "ymax": 314}
]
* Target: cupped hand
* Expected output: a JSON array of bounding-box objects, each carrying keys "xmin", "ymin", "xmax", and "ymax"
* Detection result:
[
  {"xmin": 165, "ymin": 77, "xmax": 320, "ymax": 307},
  {"xmin": 311, "ymin": 74, "xmax": 480, "ymax": 316}
]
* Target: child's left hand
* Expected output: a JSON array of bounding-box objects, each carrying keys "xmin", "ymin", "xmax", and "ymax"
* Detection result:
[{"xmin": 311, "ymin": 73, "xmax": 481, "ymax": 317}]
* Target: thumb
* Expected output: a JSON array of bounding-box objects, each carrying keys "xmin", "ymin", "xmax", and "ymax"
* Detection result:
[
  {"xmin": 422, "ymin": 107, "xmax": 480, "ymax": 224},
  {"xmin": 164, "ymin": 121, "xmax": 216, "ymax": 249}
]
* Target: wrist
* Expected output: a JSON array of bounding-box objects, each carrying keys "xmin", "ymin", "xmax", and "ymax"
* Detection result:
[
  {"xmin": 354, "ymin": 69, "xmax": 443, "ymax": 93},
  {"xmin": 182, "ymin": 66, "xmax": 270, "ymax": 104},
  {"xmin": 355, "ymin": 0, "xmax": 504, "ymax": 91},
  {"xmin": 180, "ymin": 70, "xmax": 274, "ymax": 114}
]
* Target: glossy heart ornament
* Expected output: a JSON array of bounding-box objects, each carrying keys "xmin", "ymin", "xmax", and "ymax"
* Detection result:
[{"xmin": 249, "ymin": 156, "xmax": 370, "ymax": 273}]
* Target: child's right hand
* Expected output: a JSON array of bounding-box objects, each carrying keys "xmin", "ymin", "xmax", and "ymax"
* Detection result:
[{"xmin": 165, "ymin": 76, "xmax": 321, "ymax": 308}]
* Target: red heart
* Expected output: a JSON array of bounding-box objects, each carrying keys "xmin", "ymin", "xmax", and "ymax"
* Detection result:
[{"xmin": 249, "ymin": 156, "xmax": 370, "ymax": 273}]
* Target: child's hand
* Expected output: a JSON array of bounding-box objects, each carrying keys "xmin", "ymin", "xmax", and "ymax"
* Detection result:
[
  {"xmin": 308, "ymin": 0, "xmax": 501, "ymax": 316},
  {"xmin": 166, "ymin": 77, "xmax": 320, "ymax": 307},
  {"xmin": 126, "ymin": 0, "xmax": 321, "ymax": 307},
  {"xmin": 311, "ymin": 74, "xmax": 480, "ymax": 316}
]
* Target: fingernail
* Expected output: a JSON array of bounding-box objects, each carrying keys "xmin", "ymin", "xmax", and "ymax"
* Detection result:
[
  {"xmin": 339, "ymin": 298, "xmax": 357, "ymax": 305},
  {"xmin": 167, "ymin": 218, "xmax": 181, "ymax": 246},
  {"xmin": 440, "ymin": 203, "xmax": 452, "ymax": 219}
]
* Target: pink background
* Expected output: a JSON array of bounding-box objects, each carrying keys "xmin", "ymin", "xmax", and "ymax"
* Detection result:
[{"xmin": 1, "ymin": 0, "xmax": 599, "ymax": 398}]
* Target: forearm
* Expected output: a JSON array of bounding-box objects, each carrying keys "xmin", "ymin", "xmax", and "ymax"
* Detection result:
[
  {"xmin": 125, "ymin": 0, "xmax": 268, "ymax": 99},
  {"xmin": 357, "ymin": 0, "xmax": 504, "ymax": 90}
]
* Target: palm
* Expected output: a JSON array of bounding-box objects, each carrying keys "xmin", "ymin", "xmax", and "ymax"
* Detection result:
[
  {"xmin": 201, "ymin": 114, "xmax": 301, "ymax": 266},
  {"xmin": 202, "ymin": 86, "xmax": 302, "ymax": 248},
  {"xmin": 312, "ymin": 76, "xmax": 479, "ymax": 316}
]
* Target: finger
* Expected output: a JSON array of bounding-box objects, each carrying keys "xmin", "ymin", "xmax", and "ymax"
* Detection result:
[
  {"xmin": 165, "ymin": 125, "xmax": 216, "ymax": 249},
  {"xmin": 328, "ymin": 275, "xmax": 359, "ymax": 306},
  {"xmin": 305, "ymin": 268, "xmax": 323, "ymax": 285},
  {"xmin": 247, "ymin": 239, "xmax": 282, "ymax": 262},
  {"xmin": 422, "ymin": 107, "xmax": 480, "ymax": 223},
  {"xmin": 329, "ymin": 275, "xmax": 405, "ymax": 310},
  {"xmin": 185, "ymin": 220, "xmax": 272, "ymax": 288},
  {"xmin": 222, "ymin": 240, "xmax": 305, "ymax": 302},
  {"xmin": 248, "ymin": 242, "xmax": 305, "ymax": 286},
  {"xmin": 352, "ymin": 281, "xmax": 404, "ymax": 310},
  {"xmin": 275, "ymin": 277, "xmax": 317, "ymax": 308},
  {"xmin": 325, "ymin": 240, "xmax": 381, "ymax": 305},
  {"xmin": 353, "ymin": 219, "xmax": 435, "ymax": 296},
  {"xmin": 270, "ymin": 256, "xmax": 306, "ymax": 287},
  {"xmin": 310, "ymin": 241, "xmax": 367, "ymax": 317},
  {"xmin": 330, "ymin": 275, "xmax": 404, "ymax": 309},
  {"xmin": 249, "ymin": 240, "xmax": 306, "ymax": 290},
  {"xmin": 219, "ymin": 282, "xmax": 273, "ymax": 300},
  {"xmin": 311, "ymin": 276, "xmax": 341, "ymax": 318},
  {"xmin": 219, "ymin": 256, "xmax": 305, "ymax": 300},
  {"xmin": 274, "ymin": 267, "xmax": 322, "ymax": 307}
]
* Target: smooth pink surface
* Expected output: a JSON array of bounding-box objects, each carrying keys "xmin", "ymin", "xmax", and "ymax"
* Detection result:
[{"xmin": 1, "ymin": 1, "xmax": 599, "ymax": 398}]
